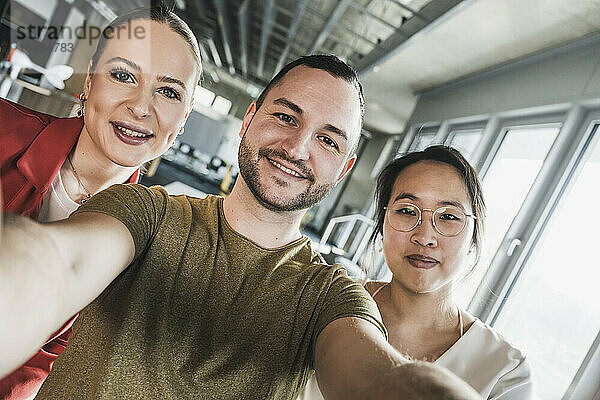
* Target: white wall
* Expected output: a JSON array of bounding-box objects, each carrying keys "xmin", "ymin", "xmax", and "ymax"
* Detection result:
[{"xmin": 406, "ymin": 33, "xmax": 600, "ymax": 127}]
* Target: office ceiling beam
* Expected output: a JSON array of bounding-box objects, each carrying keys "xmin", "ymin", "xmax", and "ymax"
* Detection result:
[
  {"xmin": 238, "ymin": 0, "xmax": 250, "ymax": 77},
  {"xmin": 349, "ymin": 2, "xmax": 396, "ymax": 31},
  {"xmin": 257, "ymin": 0, "xmax": 275, "ymax": 78},
  {"xmin": 355, "ymin": 0, "xmax": 462, "ymax": 75},
  {"xmin": 206, "ymin": 37, "xmax": 223, "ymax": 68},
  {"xmin": 388, "ymin": 0, "xmax": 431, "ymax": 23},
  {"xmin": 309, "ymin": 0, "xmax": 353, "ymax": 54},
  {"xmin": 212, "ymin": 0, "xmax": 235, "ymax": 75},
  {"xmin": 275, "ymin": 0, "xmax": 308, "ymax": 73}
]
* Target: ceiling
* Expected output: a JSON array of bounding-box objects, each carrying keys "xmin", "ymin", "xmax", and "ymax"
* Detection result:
[
  {"xmin": 91, "ymin": 0, "xmax": 600, "ymax": 134},
  {"xmin": 175, "ymin": 0, "xmax": 460, "ymax": 120}
]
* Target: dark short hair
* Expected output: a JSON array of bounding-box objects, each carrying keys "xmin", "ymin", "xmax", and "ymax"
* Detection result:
[
  {"xmin": 90, "ymin": 6, "xmax": 201, "ymax": 80},
  {"xmin": 370, "ymin": 145, "xmax": 486, "ymax": 265},
  {"xmin": 255, "ymin": 54, "xmax": 364, "ymax": 152}
]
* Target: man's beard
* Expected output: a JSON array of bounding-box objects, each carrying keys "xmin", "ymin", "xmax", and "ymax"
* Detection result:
[{"xmin": 237, "ymin": 136, "xmax": 335, "ymax": 212}]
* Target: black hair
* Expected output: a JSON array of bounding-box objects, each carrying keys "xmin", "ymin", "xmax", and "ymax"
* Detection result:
[{"xmin": 370, "ymin": 145, "xmax": 486, "ymax": 264}]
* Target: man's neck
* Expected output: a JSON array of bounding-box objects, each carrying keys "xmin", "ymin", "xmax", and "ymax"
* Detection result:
[{"xmin": 222, "ymin": 180, "xmax": 305, "ymax": 249}]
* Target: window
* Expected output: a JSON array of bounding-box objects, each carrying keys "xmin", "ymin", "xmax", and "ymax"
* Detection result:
[
  {"xmin": 446, "ymin": 129, "xmax": 483, "ymax": 163},
  {"xmin": 408, "ymin": 132, "xmax": 436, "ymax": 152},
  {"xmin": 455, "ymin": 125, "xmax": 561, "ymax": 308},
  {"xmin": 493, "ymin": 124, "xmax": 600, "ymax": 399}
]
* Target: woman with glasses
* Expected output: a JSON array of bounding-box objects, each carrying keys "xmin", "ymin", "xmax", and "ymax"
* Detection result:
[{"xmin": 300, "ymin": 145, "xmax": 532, "ymax": 399}]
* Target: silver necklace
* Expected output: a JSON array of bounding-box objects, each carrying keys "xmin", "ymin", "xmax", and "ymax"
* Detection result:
[{"xmin": 66, "ymin": 155, "xmax": 92, "ymax": 204}]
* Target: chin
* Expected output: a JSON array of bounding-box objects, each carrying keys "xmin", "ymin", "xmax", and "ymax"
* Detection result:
[
  {"xmin": 108, "ymin": 152, "xmax": 150, "ymax": 168},
  {"xmin": 414, "ymin": 280, "xmax": 453, "ymax": 295}
]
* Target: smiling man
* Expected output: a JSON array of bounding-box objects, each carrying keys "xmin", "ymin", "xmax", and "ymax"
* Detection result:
[{"xmin": 0, "ymin": 55, "xmax": 480, "ymax": 399}]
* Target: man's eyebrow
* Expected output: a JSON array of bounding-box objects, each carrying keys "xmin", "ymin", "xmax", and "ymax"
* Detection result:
[
  {"xmin": 273, "ymin": 98, "xmax": 302, "ymax": 114},
  {"xmin": 324, "ymin": 124, "xmax": 348, "ymax": 142},
  {"xmin": 106, "ymin": 57, "xmax": 141, "ymax": 72}
]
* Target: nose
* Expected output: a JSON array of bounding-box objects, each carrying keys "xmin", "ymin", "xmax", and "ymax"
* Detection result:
[
  {"xmin": 126, "ymin": 88, "xmax": 152, "ymax": 119},
  {"xmin": 410, "ymin": 213, "xmax": 438, "ymax": 247},
  {"xmin": 280, "ymin": 129, "xmax": 311, "ymax": 161}
]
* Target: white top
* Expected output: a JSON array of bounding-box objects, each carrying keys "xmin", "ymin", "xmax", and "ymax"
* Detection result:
[
  {"xmin": 298, "ymin": 318, "xmax": 533, "ymax": 400},
  {"xmin": 38, "ymin": 169, "xmax": 80, "ymax": 223}
]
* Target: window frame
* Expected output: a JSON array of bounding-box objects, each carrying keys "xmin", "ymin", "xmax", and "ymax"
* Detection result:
[{"xmin": 401, "ymin": 104, "xmax": 600, "ymax": 399}]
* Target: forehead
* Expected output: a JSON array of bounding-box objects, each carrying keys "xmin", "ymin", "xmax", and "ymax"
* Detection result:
[
  {"xmin": 391, "ymin": 161, "xmax": 471, "ymax": 206},
  {"xmin": 98, "ymin": 20, "xmax": 198, "ymax": 86},
  {"xmin": 265, "ymin": 66, "xmax": 362, "ymax": 143}
]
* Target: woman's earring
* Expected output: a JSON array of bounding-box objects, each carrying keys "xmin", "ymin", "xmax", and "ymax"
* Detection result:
[
  {"xmin": 178, "ymin": 127, "xmax": 184, "ymax": 135},
  {"xmin": 77, "ymin": 93, "xmax": 87, "ymax": 117}
]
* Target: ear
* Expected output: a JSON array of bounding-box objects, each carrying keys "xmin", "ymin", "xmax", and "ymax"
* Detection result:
[
  {"xmin": 239, "ymin": 102, "xmax": 257, "ymax": 138},
  {"xmin": 336, "ymin": 154, "xmax": 357, "ymax": 184},
  {"xmin": 83, "ymin": 60, "xmax": 93, "ymax": 97}
]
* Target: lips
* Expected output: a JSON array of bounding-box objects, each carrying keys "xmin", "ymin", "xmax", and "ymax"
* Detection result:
[
  {"xmin": 406, "ymin": 254, "xmax": 440, "ymax": 270},
  {"xmin": 111, "ymin": 122, "xmax": 154, "ymax": 145},
  {"xmin": 267, "ymin": 157, "xmax": 307, "ymax": 179}
]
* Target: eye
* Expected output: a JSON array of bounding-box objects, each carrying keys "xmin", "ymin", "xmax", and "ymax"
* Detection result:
[
  {"xmin": 274, "ymin": 113, "xmax": 296, "ymax": 125},
  {"xmin": 437, "ymin": 207, "xmax": 464, "ymax": 221},
  {"xmin": 395, "ymin": 206, "xmax": 417, "ymax": 216},
  {"xmin": 109, "ymin": 68, "xmax": 134, "ymax": 83},
  {"xmin": 439, "ymin": 213, "xmax": 460, "ymax": 221},
  {"xmin": 158, "ymin": 87, "xmax": 181, "ymax": 101},
  {"xmin": 318, "ymin": 135, "xmax": 339, "ymax": 150}
]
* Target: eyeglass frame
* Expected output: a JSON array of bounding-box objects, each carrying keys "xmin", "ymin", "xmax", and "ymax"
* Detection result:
[{"xmin": 383, "ymin": 202, "xmax": 477, "ymax": 237}]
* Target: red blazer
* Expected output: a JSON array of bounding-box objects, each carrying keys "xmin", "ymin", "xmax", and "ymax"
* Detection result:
[{"xmin": 0, "ymin": 97, "xmax": 140, "ymax": 399}]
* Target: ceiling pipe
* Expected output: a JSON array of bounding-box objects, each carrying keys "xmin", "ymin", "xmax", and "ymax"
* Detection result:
[
  {"xmin": 206, "ymin": 37, "xmax": 223, "ymax": 68},
  {"xmin": 349, "ymin": 2, "xmax": 396, "ymax": 30},
  {"xmin": 274, "ymin": 0, "xmax": 308, "ymax": 73},
  {"xmin": 238, "ymin": 0, "xmax": 250, "ymax": 77},
  {"xmin": 257, "ymin": 0, "xmax": 275, "ymax": 78},
  {"xmin": 309, "ymin": 0, "xmax": 353, "ymax": 54},
  {"xmin": 388, "ymin": 0, "xmax": 431, "ymax": 23},
  {"xmin": 213, "ymin": 0, "xmax": 236, "ymax": 75},
  {"xmin": 355, "ymin": 0, "xmax": 468, "ymax": 76}
]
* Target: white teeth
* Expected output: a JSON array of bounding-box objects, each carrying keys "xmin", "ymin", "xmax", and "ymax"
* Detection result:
[
  {"xmin": 116, "ymin": 125, "xmax": 149, "ymax": 138},
  {"xmin": 270, "ymin": 160, "xmax": 303, "ymax": 178}
]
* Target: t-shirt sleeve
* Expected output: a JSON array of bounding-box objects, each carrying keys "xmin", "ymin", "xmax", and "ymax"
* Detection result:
[
  {"xmin": 71, "ymin": 183, "xmax": 169, "ymax": 261},
  {"xmin": 312, "ymin": 266, "xmax": 387, "ymax": 352}
]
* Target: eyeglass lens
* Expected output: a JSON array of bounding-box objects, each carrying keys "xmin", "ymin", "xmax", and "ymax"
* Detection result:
[{"xmin": 387, "ymin": 203, "xmax": 467, "ymax": 237}]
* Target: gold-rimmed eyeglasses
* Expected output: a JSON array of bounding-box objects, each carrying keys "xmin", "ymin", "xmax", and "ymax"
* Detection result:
[{"xmin": 384, "ymin": 202, "xmax": 476, "ymax": 237}]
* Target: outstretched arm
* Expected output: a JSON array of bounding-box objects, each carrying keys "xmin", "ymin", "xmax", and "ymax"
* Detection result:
[
  {"xmin": 314, "ymin": 317, "xmax": 482, "ymax": 400},
  {"xmin": 0, "ymin": 211, "xmax": 135, "ymax": 377}
]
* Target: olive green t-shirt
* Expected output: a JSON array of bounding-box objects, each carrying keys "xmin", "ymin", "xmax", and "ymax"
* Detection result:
[{"xmin": 36, "ymin": 184, "xmax": 386, "ymax": 399}]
